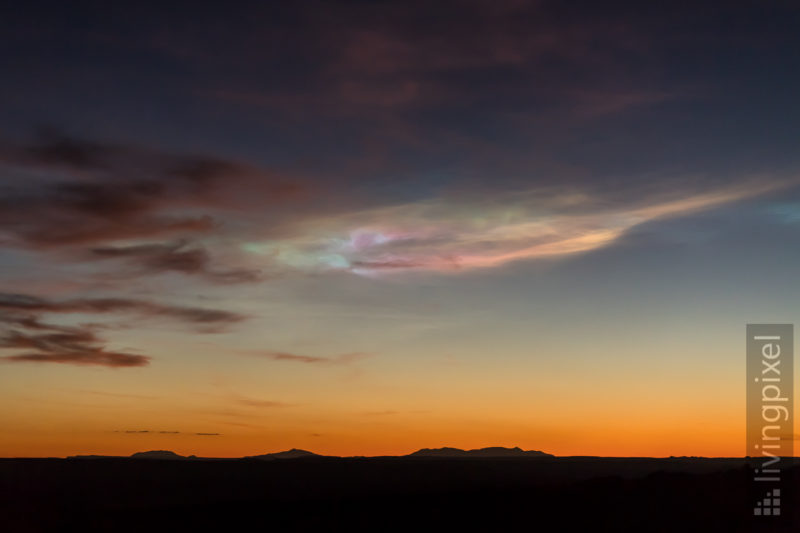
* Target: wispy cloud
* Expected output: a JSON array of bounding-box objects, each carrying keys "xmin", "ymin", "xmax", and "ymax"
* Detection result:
[
  {"xmin": 3, "ymin": 349, "xmax": 148, "ymax": 368},
  {"xmin": 234, "ymin": 396, "xmax": 294, "ymax": 408},
  {"xmin": 0, "ymin": 317, "xmax": 149, "ymax": 368},
  {"xmin": 243, "ymin": 178, "xmax": 791, "ymax": 276},
  {"xmin": 0, "ymin": 130, "xmax": 304, "ymax": 259},
  {"xmin": 78, "ymin": 390, "xmax": 160, "ymax": 400},
  {"xmin": 247, "ymin": 350, "xmax": 371, "ymax": 365},
  {"xmin": 90, "ymin": 240, "xmax": 262, "ymax": 283},
  {"xmin": 0, "ymin": 292, "xmax": 246, "ymax": 367},
  {"xmin": 0, "ymin": 292, "xmax": 247, "ymax": 328},
  {"xmin": 112, "ymin": 430, "xmax": 218, "ymax": 435}
]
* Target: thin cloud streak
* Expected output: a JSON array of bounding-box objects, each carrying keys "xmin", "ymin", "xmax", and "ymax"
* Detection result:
[
  {"xmin": 0, "ymin": 293, "xmax": 247, "ymax": 328},
  {"xmin": 246, "ymin": 350, "xmax": 372, "ymax": 365},
  {"xmin": 3, "ymin": 350, "xmax": 148, "ymax": 368},
  {"xmin": 235, "ymin": 397, "xmax": 294, "ymax": 408}
]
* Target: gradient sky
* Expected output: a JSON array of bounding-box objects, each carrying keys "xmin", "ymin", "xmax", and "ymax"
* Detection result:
[{"xmin": 1, "ymin": 1, "xmax": 799, "ymax": 458}]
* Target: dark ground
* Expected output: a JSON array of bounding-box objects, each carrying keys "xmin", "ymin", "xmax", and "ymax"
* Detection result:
[{"xmin": 1, "ymin": 457, "xmax": 796, "ymax": 532}]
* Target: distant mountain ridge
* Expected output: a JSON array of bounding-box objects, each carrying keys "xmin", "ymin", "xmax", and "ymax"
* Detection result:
[
  {"xmin": 67, "ymin": 446, "xmax": 553, "ymax": 460},
  {"xmin": 69, "ymin": 450, "xmax": 198, "ymax": 460},
  {"xmin": 407, "ymin": 446, "xmax": 553, "ymax": 458},
  {"xmin": 130, "ymin": 450, "xmax": 188, "ymax": 460},
  {"xmin": 244, "ymin": 448, "xmax": 319, "ymax": 460}
]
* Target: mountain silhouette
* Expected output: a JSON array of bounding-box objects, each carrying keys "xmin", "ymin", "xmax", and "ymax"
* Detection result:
[
  {"xmin": 245, "ymin": 448, "xmax": 319, "ymax": 460},
  {"xmin": 407, "ymin": 446, "xmax": 553, "ymax": 458},
  {"xmin": 67, "ymin": 447, "xmax": 555, "ymax": 460},
  {"xmin": 129, "ymin": 450, "xmax": 187, "ymax": 460}
]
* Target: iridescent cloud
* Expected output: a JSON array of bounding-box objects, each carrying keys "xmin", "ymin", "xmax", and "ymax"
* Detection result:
[{"xmin": 243, "ymin": 179, "xmax": 789, "ymax": 276}]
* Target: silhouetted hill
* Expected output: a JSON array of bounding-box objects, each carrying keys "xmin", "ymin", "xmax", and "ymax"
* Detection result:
[
  {"xmin": 130, "ymin": 450, "xmax": 187, "ymax": 460},
  {"xmin": 244, "ymin": 448, "xmax": 319, "ymax": 460},
  {"xmin": 407, "ymin": 446, "xmax": 553, "ymax": 458},
  {"xmin": 67, "ymin": 446, "xmax": 557, "ymax": 460}
]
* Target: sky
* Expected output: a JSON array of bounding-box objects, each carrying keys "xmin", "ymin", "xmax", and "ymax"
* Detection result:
[{"xmin": 1, "ymin": 0, "xmax": 799, "ymax": 458}]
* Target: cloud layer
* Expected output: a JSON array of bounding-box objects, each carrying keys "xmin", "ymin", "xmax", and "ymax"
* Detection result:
[{"xmin": 0, "ymin": 293, "xmax": 246, "ymax": 367}]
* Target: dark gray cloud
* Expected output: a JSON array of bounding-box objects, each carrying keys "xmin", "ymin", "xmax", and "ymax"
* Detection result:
[
  {"xmin": 0, "ymin": 292, "xmax": 246, "ymax": 367},
  {"xmin": 0, "ymin": 130, "xmax": 304, "ymax": 256},
  {"xmin": 4, "ymin": 351, "xmax": 148, "ymax": 367},
  {"xmin": 0, "ymin": 292, "xmax": 247, "ymax": 327},
  {"xmin": 0, "ymin": 316, "xmax": 149, "ymax": 368}
]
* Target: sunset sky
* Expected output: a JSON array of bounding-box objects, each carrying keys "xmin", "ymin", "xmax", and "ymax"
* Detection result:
[{"xmin": 1, "ymin": 1, "xmax": 799, "ymax": 458}]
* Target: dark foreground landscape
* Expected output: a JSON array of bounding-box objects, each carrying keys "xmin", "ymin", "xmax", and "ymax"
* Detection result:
[{"xmin": 1, "ymin": 450, "xmax": 797, "ymax": 532}]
